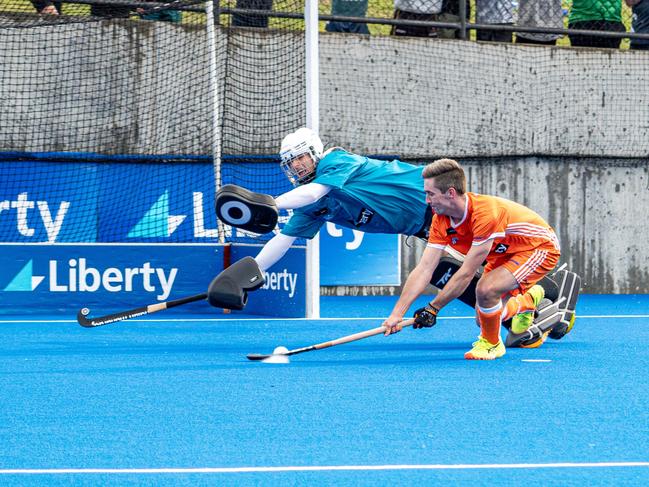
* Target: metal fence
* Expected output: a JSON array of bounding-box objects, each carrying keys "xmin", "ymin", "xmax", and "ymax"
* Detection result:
[{"xmin": 3, "ymin": 1, "xmax": 648, "ymax": 49}]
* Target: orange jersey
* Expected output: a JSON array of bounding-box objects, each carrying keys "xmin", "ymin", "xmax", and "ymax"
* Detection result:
[{"xmin": 427, "ymin": 193, "xmax": 560, "ymax": 262}]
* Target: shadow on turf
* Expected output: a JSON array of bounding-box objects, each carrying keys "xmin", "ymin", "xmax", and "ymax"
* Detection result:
[
  {"xmin": 4, "ymin": 337, "xmax": 468, "ymax": 356},
  {"xmin": 245, "ymin": 342, "xmax": 473, "ymax": 367},
  {"xmin": 265, "ymin": 354, "xmax": 470, "ymax": 366},
  {"xmin": 0, "ymin": 340, "xmax": 472, "ymax": 374}
]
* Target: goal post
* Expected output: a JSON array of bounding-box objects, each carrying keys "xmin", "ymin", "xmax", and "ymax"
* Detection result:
[{"xmin": 304, "ymin": 0, "xmax": 320, "ymax": 319}]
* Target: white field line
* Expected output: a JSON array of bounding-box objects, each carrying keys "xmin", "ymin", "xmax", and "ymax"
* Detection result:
[
  {"xmin": 1, "ymin": 462, "xmax": 649, "ymax": 475},
  {"xmin": 1, "ymin": 315, "xmax": 649, "ymax": 324}
]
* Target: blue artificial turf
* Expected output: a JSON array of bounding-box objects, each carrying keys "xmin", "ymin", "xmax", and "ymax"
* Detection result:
[{"xmin": 0, "ymin": 295, "xmax": 648, "ymax": 485}]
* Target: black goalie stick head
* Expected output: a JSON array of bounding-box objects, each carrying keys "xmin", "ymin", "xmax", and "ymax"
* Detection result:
[{"xmin": 76, "ymin": 306, "xmax": 149, "ymax": 327}]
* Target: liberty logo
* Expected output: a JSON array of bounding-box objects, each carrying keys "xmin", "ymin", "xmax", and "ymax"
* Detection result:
[
  {"xmin": 128, "ymin": 190, "xmax": 186, "ymax": 238},
  {"xmin": 326, "ymin": 223, "xmax": 365, "ymax": 250},
  {"xmin": 2, "ymin": 258, "xmax": 177, "ymax": 300},
  {"xmin": 128, "ymin": 191, "xmax": 220, "ymax": 239},
  {"xmin": 3, "ymin": 260, "xmax": 45, "ymax": 291},
  {"xmin": 0, "ymin": 193, "xmax": 70, "ymax": 242}
]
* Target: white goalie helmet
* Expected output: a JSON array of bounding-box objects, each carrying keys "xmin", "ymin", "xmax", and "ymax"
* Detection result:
[{"xmin": 279, "ymin": 127, "xmax": 324, "ymax": 186}]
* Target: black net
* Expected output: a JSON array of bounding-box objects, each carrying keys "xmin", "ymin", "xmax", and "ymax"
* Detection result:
[
  {"xmin": 0, "ymin": 0, "xmax": 306, "ymax": 244},
  {"xmin": 314, "ymin": 0, "xmax": 647, "ymax": 162},
  {"xmin": 215, "ymin": 0, "xmax": 305, "ymax": 243},
  {"xmin": 1, "ymin": 0, "xmax": 646, "ymax": 247}
]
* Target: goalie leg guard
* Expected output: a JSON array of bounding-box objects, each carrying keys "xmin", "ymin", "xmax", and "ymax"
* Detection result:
[
  {"xmin": 215, "ymin": 184, "xmax": 279, "ymax": 234},
  {"xmin": 504, "ymin": 296, "xmax": 565, "ymax": 348},
  {"xmin": 547, "ymin": 269, "xmax": 581, "ymax": 340},
  {"xmin": 505, "ymin": 268, "xmax": 581, "ymax": 347},
  {"xmin": 207, "ymin": 257, "xmax": 265, "ymax": 310}
]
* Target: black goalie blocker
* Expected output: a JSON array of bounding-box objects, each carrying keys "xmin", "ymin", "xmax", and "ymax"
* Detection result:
[
  {"xmin": 207, "ymin": 256, "xmax": 265, "ymax": 310},
  {"xmin": 215, "ymin": 184, "xmax": 278, "ymax": 234}
]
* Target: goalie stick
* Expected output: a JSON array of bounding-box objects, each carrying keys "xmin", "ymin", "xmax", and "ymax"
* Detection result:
[
  {"xmin": 77, "ymin": 256, "xmax": 265, "ymax": 328},
  {"xmin": 77, "ymin": 293, "xmax": 207, "ymax": 328}
]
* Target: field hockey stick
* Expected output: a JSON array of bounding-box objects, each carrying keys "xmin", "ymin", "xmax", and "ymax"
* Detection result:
[
  {"xmin": 246, "ymin": 318, "xmax": 415, "ymax": 361},
  {"xmin": 77, "ymin": 257, "xmax": 264, "ymax": 328},
  {"xmin": 76, "ymin": 293, "xmax": 207, "ymax": 328}
]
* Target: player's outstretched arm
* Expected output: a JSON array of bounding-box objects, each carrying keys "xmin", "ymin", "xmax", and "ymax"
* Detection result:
[
  {"xmin": 254, "ymin": 233, "xmax": 297, "ymax": 272},
  {"xmin": 383, "ymin": 245, "xmax": 443, "ymax": 335},
  {"xmin": 274, "ymin": 183, "xmax": 331, "ymax": 210}
]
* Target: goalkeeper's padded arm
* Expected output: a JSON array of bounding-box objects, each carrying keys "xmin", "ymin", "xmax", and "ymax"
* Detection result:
[
  {"xmin": 254, "ymin": 233, "xmax": 297, "ymax": 272},
  {"xmin": 275, "ymin": 183, "xmax": 332, "ymax": 210}
]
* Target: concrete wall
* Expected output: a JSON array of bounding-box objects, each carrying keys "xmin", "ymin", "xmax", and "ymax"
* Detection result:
[
  {"xmin": 320, "ymin": 36, "xmax": 649, "ymax": 158},
  {"xmin": 3, "ymin": 22, "xmax": 649, "ymax": 158},
  {"xmin": 322, "ymin": 156, "xmax": 648, "ymax": 295}
]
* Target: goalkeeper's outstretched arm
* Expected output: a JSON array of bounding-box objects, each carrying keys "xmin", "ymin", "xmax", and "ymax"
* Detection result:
[
  {"xmin": 254, "ymin": 184, "xmax": 331, "ymax": 271},
  {"xmin": 254, "ymin": 233, "xmax": 296, "ymax": 272},
  {"xmin": 274, "ymin": 183, "xmax": 331, "ymax": 209}
]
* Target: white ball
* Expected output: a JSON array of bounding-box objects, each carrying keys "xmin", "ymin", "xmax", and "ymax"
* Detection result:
[
  {"xmin": 273, "ymin": 346, "xmax": 289, "ymax": 355},
  {"xmin": 262, "ymin": 354, "xmax": 290, "ymax": 364}
]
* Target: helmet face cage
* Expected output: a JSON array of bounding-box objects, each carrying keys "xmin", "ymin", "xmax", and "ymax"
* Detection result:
[{"xmin": 280, "ymin": 143, "xmax": 320, "ymax": 186}]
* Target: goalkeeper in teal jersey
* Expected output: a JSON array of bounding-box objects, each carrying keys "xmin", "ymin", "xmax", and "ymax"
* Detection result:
[{"xmin": 254, "ymin": 128, "xmax": 431, "ymax": 271}]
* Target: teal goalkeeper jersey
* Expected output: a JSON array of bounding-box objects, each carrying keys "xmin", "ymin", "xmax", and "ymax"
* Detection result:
[{"xmin": 281, "ymin": 150, "xmax": 428, "ymax": 239}]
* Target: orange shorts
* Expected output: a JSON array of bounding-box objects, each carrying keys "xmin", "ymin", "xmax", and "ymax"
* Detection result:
[{"xmin": 485, "ymin": 245, "xmax": 560, "ymax": 296}]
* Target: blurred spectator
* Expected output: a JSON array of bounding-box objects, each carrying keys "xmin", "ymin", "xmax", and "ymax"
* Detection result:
[
  {"xmin": 92, "ymin": 4, "xmax": 130, "ymax": 18},
  {"xmin": 391, "ymin": 0, "xmax": 443, "ymax": 37},
  {"xmin": 232, "ymin": 0, "xmax": 272, "ymax": 27},
  {"xmin": 30, "ymin": 0, "xmax": 180, "ymax": 21},
  {"xmin": 137, "ymin": 2, "xmax": 182, "ymax": 22},
  {"xmin": 568, "ymin": 0, "xmax": 625, "ymax": 48},
  {"xmin": 626, "ymin": 0, "xmax": 649, "ymax": 50},
  {"xmin": 31, "ymin": 0, "xmax": 61, "ymax": 14},
  {"xmin": 98, "ymin": 1, "xmax": 180, "ymax": 22},
  {"xmin": 516, "ymin": 0, "xmax": 564, "ymax": 45},
  {"xmin": 437, "ymin": 0, "xmax": 470, "ymax": 39},
  {"xmin": 475, "ymin": 0, "xmax": 514, "ymax": 42},
  {"xmin": 31, "ymin": 0, "xmax": 131, "ymax": 17},
  {"xmin": 326, "ymin": 0, "xmax": 370, "ymax": 34}
]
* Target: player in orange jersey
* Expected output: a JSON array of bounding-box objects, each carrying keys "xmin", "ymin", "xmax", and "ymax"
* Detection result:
[{"xmin": 383, "ymin": 158, "xmax": 561, "ymax": 360}]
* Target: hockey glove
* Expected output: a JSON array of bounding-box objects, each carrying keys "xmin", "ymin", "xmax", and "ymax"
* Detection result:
[{"xmin": 413, "ymin": 304, "xmax": 439, "ymax": 329}]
